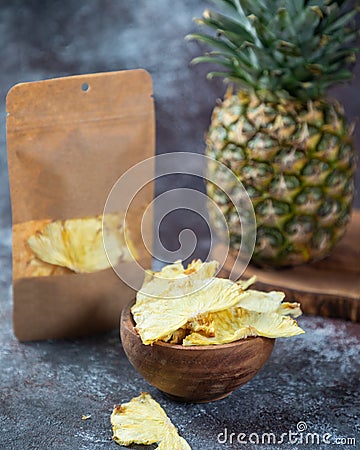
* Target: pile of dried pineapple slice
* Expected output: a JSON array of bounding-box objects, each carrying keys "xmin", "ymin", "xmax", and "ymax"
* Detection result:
[
  {"xmin": 111, "ymin": 392, "xmax": 191, "ymax": 449},
  {"xmin": 132, "ymin": 260, "xmax": 304, "ymax": 346}
]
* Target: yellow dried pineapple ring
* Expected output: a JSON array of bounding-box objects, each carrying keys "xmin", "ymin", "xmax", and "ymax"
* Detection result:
[
  {"xmin": 183, "ymin": 308, "xmax": 254, "ymax": 346},
  {"xmin": 136, "ymin": 259, "xmax": 219, "ymax": 302},
  {"xmin": 183, "ymin": 307, "xmax": 305, "ymax": 346},
  {"xmin": 235, "ymin": 289, "xmax": 286, "ymax": 313},
  {"xmin": 131, "ymin": 277, "xmax": 241, "ymax": 345},
  {"xmin": 110, "ymin": 392, "xmax": 191, "ymax": 449},
  {"xmin": 27, "ymin": 212, "xmax": 133, "ymax": 273},
  {"xmin": 277, "ymin": 302, "xmax": 303, "ymax": 318},
  {"xmin": 132, "ymin": 259, "xmax": 304, "ymax": 346}
]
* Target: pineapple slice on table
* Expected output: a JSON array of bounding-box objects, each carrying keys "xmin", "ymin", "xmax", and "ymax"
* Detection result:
[
  {"xmin": 111, "ymin": 392, "xmax": 191, "ymax": 449},
  {"xmin": 187, "ymin": 0, "xmax": 359, "ymax": 267}
]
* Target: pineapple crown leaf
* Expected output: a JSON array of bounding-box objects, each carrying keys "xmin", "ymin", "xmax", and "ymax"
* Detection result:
[{"xmin": 187, "ymin": 0, "xmax": 360, "ymax": 99}]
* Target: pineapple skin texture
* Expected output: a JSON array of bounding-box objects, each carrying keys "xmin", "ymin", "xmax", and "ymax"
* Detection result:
[{"xmin": 206, "ymin": 90, "xmax": 356, "ymax": 268}]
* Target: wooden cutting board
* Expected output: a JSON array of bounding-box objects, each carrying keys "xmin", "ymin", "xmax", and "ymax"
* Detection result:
[{"xmin": 219, "ymin": 210, "xmax": 360, "ymax": 322}]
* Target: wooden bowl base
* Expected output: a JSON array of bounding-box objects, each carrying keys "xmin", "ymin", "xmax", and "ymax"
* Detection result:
[{"xmin": 163, "ymin": 391, "xmax": 233, "ymax": 404}]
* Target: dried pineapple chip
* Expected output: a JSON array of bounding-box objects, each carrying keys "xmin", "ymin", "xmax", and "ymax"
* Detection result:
[
  {"xmin": 111, "ymin": 392, "xmax": 191, "ymax": 449},
  {"xmin": 235, "ymin": 290, "xmax": 303, "ymax": 317},
  {"xmin": 166, "ymin": 313, "xmax": 216, "ymax": 343},
  {"xmin": 277, "ymin": 302, "xmax": 303, "ymax": 318},
  {"xmin": 236, "ymin": 290, "xmax": 286, "ymax": 313},
  {"xmin": 183, "ymin": 308, "xmax": 252, "ymax": 346},
  {"xmin": 183, "ymin": 307, "xmax": 304, "ymax": 346},
  {"xmin": 236, "ymin": 275, "xmax": 257, "ymax": 291},
  {"xmin": 132, "ymin": 276, "xmax": 241, "ymax": 345},
  {"xmin": 244, "ymin": 310, "xmax": 305, "ymax": 338},
  {"xmin": 27, "ymin": 213, "xmax": 133, "ymax": 273},
  {"xmin": 186, "ymin": 312, "xmax": 216, "ymax": 336},
  {"xmin": 12, "ymin": 220, "xmax": 72, "ymax": 279},
  {"xmin": 132, "ymin": 259, "xmax": 304, "ymax": 346},
  {"xmin": 167, "ymin": 326, "xmax": 188, "ymax": 344},
  {"xmin": 137, "ymin": 259, "xmax": 219, "ymax": 301}
]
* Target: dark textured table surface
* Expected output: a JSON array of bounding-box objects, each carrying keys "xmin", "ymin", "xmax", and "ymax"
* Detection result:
[
  {"xmin": 1, "ymin": 2, "xmax": 360, "ymax": 449},
  {"xmin": 1, "ymin": 228, "xmax": 360, "ymax": 450}
]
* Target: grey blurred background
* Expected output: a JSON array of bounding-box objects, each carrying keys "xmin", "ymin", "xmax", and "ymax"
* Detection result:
[{"xmin": 0, "ymin": 0, "xmax": 359, "ymax": 251}]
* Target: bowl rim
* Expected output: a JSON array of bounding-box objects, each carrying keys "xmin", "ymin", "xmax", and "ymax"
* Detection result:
[{"xmin": 121, "ymin": 299, "xmax": 274, "ymax": 351}]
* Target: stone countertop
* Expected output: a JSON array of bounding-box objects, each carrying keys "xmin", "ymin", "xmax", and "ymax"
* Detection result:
[{"xmin": 0, "ymin": 230, "xmax": 359, "ymax": 450}]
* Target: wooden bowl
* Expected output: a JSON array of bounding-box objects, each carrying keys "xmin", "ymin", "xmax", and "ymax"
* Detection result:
[{"xmin": 120, "ymin": 300, "xmax": 275, "ymax": 403}]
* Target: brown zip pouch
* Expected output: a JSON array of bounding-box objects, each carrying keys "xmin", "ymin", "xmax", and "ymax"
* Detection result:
[{"xmin": 6, "ymin": 70, "xmax": 154, "ymax": 341}]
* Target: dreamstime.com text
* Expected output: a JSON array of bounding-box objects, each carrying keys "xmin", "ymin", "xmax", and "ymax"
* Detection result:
[{"xmin": 217, "ymin": 422, "xmax": 356, "ymax": 446}]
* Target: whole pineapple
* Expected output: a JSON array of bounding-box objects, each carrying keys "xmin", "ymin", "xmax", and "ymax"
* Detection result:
[{"xmin": 188, "ymin": 0, "xmax": 359, "ymax": 268}]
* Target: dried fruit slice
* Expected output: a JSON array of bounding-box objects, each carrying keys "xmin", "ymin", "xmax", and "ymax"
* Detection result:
[
  {"xmin": 235, "ymin": 290, "xmax": 303, "ymax": 317},
  {"xmin": 167, "ymin": 327, "xmax": 188, "ymax": 344},
  {"xmin": 177, "ymin": 275, "xmax": 258, "ymax": 340},
  {"xmin": 277, "ymin": 302, "xmax": 302, "ymax": 318},
  {"xmin": 131, "ymin": 259, "xmax": 304, "ymax": 346},
  {"xmin": 12, "ymin": 220, "xmax": 72, "ymax": 279},
  {"xmin": 183, "ymin": 308, "xmax": 252, "ymax": 346},
  {"xmin": 132, "ymin": 276, "xmax": 242, "ymax": 345},
  {"xmin": 187, "ymin": 312, "xmax": 216, "ymax": 336},
  {"xmin": 157, "ymin": 432, "xmax": 191, "ymax": 450},
  {"xmin": 236, "ymin": 275, "xmax": 257, "ymax": 291},
  {"xmin": 183, "ymin": 307, "xmax": 305, "ymax": 346},
  {"xmin": 236, "ymin": 290, "xmax": 286, "ymax": 313},
  {"xmin": 27, "ymin": 213, "xmax": 133, "ymax": 273},
  {"xmin": 111, "ymin": 392, "xmax": 191, "ymax": 449},
  {"xmin": 137, "ymin": 259, "xmax": 219, "ymax": 302},
  {"xmin": 166, "ymin": 313, "xmax": 216, "ymax": 343}
]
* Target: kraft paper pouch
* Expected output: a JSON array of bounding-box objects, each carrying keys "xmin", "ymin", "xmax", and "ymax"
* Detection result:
[{"xmin": 6, "ymin": 70, "xmax": 154, "ymax": 341}]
